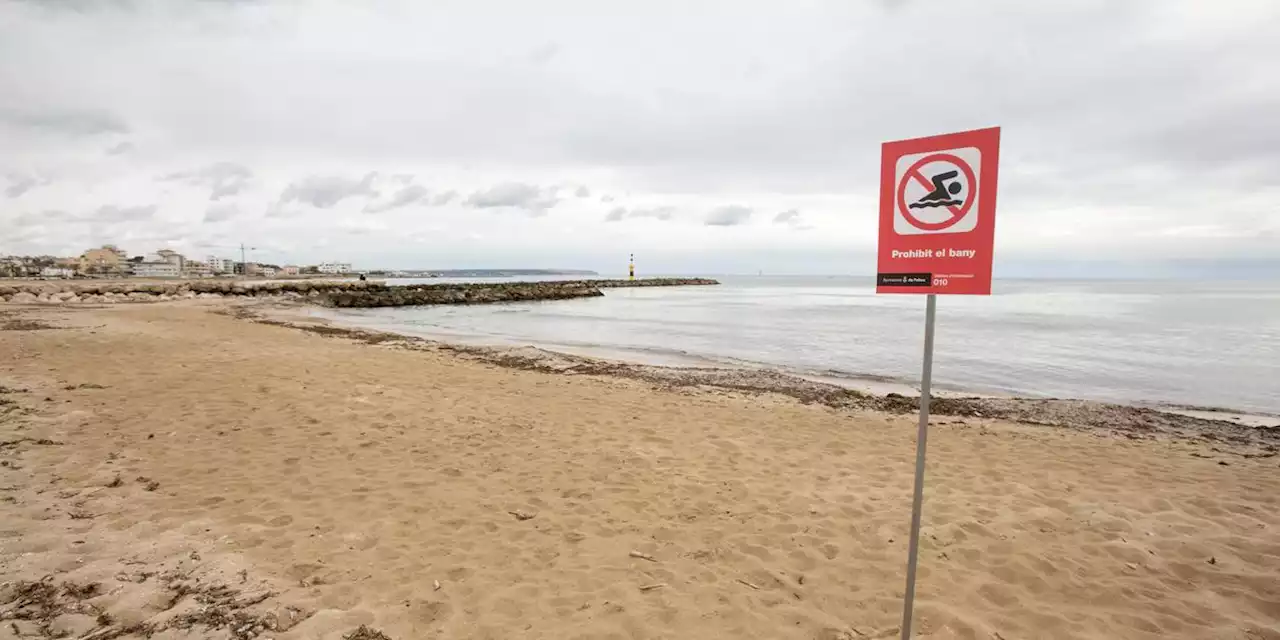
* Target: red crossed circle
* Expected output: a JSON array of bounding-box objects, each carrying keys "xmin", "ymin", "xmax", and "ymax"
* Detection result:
[{"xmin": 896, "ymin": 153, "xmax": 977, "ymax": 231}]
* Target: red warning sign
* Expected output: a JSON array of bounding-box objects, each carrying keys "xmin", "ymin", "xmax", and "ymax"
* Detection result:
[{"xmin": 876, "ymin": 127, "xmax": 1000, "ymax": 295}]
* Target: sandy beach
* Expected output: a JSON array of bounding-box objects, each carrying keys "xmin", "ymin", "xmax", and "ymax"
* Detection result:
[{"xmin": 2, "ymin": 301, "xmax": 1278, "ymax": 640}]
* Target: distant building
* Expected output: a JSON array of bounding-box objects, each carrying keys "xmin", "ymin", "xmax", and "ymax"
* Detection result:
[
  {"xmin": 40, "ymin": 267, "xmax": 75, "ymax": 278},
  {"xmin": 1, "ymin": 256, "xmax": 53, "ymax": 277},
  {"xmin": 79, "ymin": 245, "xmax": 128, "ymax": 275},
  {"xmin": 206, "ymin": 256, "xmax": 235, "ymax": 274},
  {"xmin": 132, "ymin": 262, "xmax": 181, "ymax": 278},
  {"xmin": 259, "ymin": 266, "xmax": 277, "ymax": 277},
  {"xmin": 281, "ymin": 265, "xmax": 300, "ymax": 276},
  {"xmin": 183, "ymin": 260, "xmax": 212, "ymax": 277},
  {"xmin": 317, "ymin": 262, "xmax": 352, "ymax": 274},
  {"xmin": 0, "ymin": 257, "xmax": 23, "ymax": 277},
  {"xmin": 155, "ymin": 249, "xmax": 184, "ymax": 269}
]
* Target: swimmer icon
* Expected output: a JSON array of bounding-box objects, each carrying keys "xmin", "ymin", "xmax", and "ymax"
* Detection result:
[
  {"xmin": 894, "ymin": 150, "xmax": 979, "ymax": 234},
  {"xmin": 908, "ymin": 170, "xmax": 963, "ymax": 209}
]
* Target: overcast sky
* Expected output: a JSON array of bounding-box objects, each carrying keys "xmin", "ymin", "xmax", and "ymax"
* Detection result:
[{"xmin": 2, "ymin": 0, "xmax": 1278, "ymax": 275}]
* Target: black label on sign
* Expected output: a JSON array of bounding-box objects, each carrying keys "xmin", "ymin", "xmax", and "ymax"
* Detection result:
[{"xmin": 877, "ymin": 273, "xmax": 931, "ymax": 287}]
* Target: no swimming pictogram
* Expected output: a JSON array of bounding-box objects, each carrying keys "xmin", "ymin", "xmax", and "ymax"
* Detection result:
[
  {"xmin": 897, "ymin": 153, "xmax": 977, "ymax": 232},
  {"xmin": 894, "ymin": 150, "xmax": 980, "ymax": 235}
]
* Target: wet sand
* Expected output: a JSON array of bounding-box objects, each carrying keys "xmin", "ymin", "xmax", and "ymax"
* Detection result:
[{"xmin": 1, "ymin": 302, "xmax": 1278, "ymax": 639}]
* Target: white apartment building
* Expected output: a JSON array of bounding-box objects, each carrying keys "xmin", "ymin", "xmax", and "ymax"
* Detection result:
[
  {"xmin": 40, "ymin": 267, "xmax": 75, "ymax": 278},
  {"xmin": 317, "ymin": 262, "xmax": 352, "ymax": 274},
  {"xmin": 206, "ymin": 256, "xmax": 235, "ymax": 274},
  {"xmin": 132, "ymin": 262, "xmax": 181, "ymax": 278}
]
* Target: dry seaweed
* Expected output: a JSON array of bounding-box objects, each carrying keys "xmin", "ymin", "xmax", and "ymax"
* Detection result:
[{"xmin": 344, "ymin": 625, "xmax": 393, "ymax": 640}]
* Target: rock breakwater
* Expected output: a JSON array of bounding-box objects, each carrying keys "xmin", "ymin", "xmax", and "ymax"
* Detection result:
[
  {"xmin": 318, "ymin": 282, "xmax": 605, "ymax": 308},
  {"xmin": 0, "ymin": 278, "xmax": 719, "ymax": 306},
  {"xmin": 594, "ymin": 278, "xmax": 720, "ymax": 288},
  {"xmin": 315, "ymin": 278, "xmax": 720, "ymax": 308}
]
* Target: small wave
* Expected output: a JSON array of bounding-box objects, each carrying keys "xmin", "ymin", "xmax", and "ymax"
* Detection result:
[{"xmin": 908, "ymin": 200, "xmax": 963, "ymax": 208}]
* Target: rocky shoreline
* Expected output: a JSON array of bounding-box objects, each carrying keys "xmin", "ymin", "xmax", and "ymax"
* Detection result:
[{"xmin": 0, "ymin": 278, "xmax": 719, "ymax": 307}]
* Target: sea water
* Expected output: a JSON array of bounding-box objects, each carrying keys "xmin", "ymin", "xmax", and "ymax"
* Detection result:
[{"xmin": 320, "ymin": 276, "xmax": 1280, "ymax": 415}]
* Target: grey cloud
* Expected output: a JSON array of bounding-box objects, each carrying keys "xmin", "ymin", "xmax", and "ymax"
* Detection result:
[
  {"xmin": 94, "ymin": 204, "xmax": 156, "ymax": 223},
  {"xmin": 3, "ymin": 2, "xmax": 1278, "ymax": 266},
  {"xmin": 607, "ymin": 205, "xmax": 675, "ymax": 222},
  {"xmin": 263, "ymin": 203, "xmax": 298, "ymax": 218},
  {"xmin": 528, "ymin": 5, "xmax": 1280, "ymax": 205},
  {"xmin": 105, "ymin": 141, "xmax": 134, "ymax": 155},
  {"xmin": 0, "ymin": 107, "xmax": 128, "ymax": 136},
  {"xmin": 163, "ymin": 162, "xmax": 253, "ymax": 200},
  {"xmin": 575, "ymin": 186, "xmax": 591, "ymax": 198},
  {"xmin": 431, "ymin": 190, "xmax": 458, "ymax": 206},
  {"xmin": 279, "ymin": 172, "xmax": 377, "ymax": 209},
  {"xmin": 365, "ymin": 183, "xmax": 429, "ymax": 213},
  {"xmin": 11, "ymin": 0, "xmax": 264, "ymax": 14},
  {"xmin": 528, "ymin": 42, "xmax": 560, "ymax": 65},
  {"xmin": 12, "ymin": 210, "xmax": 74, "ymax": 227},
  {"xmin": 629, "ymin": 206, "xmax": 674, "ymax": 220},
  {"xmin": 8, "ymin": 0, "xmax": 132, "ymax": 9},
  {"xmin": 203, "ymin": 203, "xmax": 239, "ymax": 223},
  {"xmin": 465, "ymin": 182, "xmax": 557, "ymax": 214},
  {"xmin": 5, "ymin": 174, "xmax": 43, "ymax": 198},
  {"xmin": 466, "ymin": 182, "xmax": 539, "ymax": 207},
  {"xmin": 704, "ymin": 205, "xmax": 752, "ymax": 227},
  {"xmin": 774, "ymin": 209, "xmax": 813, "ymax": 230}
]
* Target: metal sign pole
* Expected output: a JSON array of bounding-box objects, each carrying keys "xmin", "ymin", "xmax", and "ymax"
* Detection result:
[{"xmin": 900, "ymin": 293, "xmax": 937, "ymax": 640}]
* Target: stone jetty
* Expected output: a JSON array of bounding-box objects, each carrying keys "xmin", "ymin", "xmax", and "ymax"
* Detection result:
[
  {"xmin": 0, "ymin": 278, "xmax": 719, "ymax": 306},
  {"xmin": 319, "ymin": 281, "xmax": 605, "ymax": 308}
]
